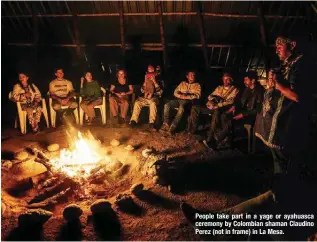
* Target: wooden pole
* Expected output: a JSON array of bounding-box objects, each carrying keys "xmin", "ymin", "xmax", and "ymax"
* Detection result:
[
  {"xmin": 257, "ymin": 2, "xmax": 270, "ymax": 75},
  {"xmin": 196, "ymin": 1, "xmax": 209, "ymax": 70},
  {"xmin": 33, "ymin": 12, "xmax": 39, "ymax": 77},
  {"xmin": 118, "ymin": 1, "xmax": 126, "ymax": 62},
  {"xmin": 73, "ymin": 14, "xmax": 81, "ymax": 58},
  {"xmin": 158, "ymin": 1, "xmax": 167, "ymax": 70}
]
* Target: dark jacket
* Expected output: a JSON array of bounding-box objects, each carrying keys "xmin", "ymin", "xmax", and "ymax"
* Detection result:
[{"xmin": 237, "ymin": 85, "xmax": 264, "ymax": 118}]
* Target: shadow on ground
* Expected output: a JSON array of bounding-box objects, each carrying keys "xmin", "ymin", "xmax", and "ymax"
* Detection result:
[
  {"xmin": 56, "ymin": 219, "xmax": 83, "ymax": 241},
  {"xmin": 155, "ymin": 152, "xmax": 273, "ymax": 197}
]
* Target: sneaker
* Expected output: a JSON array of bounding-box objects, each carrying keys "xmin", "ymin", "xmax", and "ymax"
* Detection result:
[
  {"xmin": 32, "ymin": 126, "xmax": 40, "ymax": 134},
  {"xmin": 87, "ymin": 118, "xmax": 93, "ymax": 126},
  {"xmin": 110, "ymin": 116, "xmax": 118, "ymax": 128},
  {"xmin": 148, "ymin": 123, "xmax": 157, "ymax": 132},
  {"xmin": 202, "ymin": 139, "xmax": 217, "ymax": 152},
  {"xmin": 159, "ymin": 122, "xmax": 169, "ymax": 133},
  {"xmin": 129, "ymin": 120, "xmax": 137, "ymax": 128}
]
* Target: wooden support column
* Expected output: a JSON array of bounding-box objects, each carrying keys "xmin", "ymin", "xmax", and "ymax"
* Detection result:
[
  {"xmin": 73, "ymin": 14, "xmax": 81, "ymax": 57},
  {"xmin": 196, "ymin": 1, "xmax": 209, "ymax": 70},
  {"xmin": 257, "ymin": 2, "xmax": 270, "ymax": 75},
  {"xmin": 118, "ymin": 1, "xmax": 126, "ymax": 61},
  {"xmin": 158, "ymin": 1, "xmax": 167, "ymax": 71},
  {"xmin": 33, "ymin": 12, "xmax": 39, "ymax": 73}
]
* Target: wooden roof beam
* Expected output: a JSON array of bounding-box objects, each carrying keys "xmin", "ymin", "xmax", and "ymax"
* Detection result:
[{"xmin": 1, "ymin": 13, "xmax": 307, "ymax": 18}]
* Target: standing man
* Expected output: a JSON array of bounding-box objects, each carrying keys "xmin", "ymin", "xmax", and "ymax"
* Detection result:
[
  {"xmin": 130, "ymin": 64, "xmax": 163, "ymax": 131},
  {"xmin": 49, "ymin": 68, "xmax": 78, "ymax": 122},
  {"xmin": 202, "ymin": 72, "xmax": 239, "ymax": 149},
  {"xmin": 255, "ymin": 36, "xmax": 315, "ymax": 181},
  {"xmin": 160, "ymin": 71, "xmax": 201, "ymax": 135}
]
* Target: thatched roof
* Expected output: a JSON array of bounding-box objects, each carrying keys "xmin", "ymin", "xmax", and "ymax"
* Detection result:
[{"xmin": 1, "ymin": 1, "xmax": 317, "ymax": 73}]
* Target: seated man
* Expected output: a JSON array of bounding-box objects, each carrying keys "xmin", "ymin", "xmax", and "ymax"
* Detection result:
[
  {"xmin": 109, "ymin": 69, "xmax": 133, "ymax": 127},
  {"xmin": 207, "ymin": 71, "xmax": 263, "ymax": 149},
  {"xmin": 202, "ymin": 72, "xmax": 239, "ymax": 149},
  {"xmin": 160, "ymin": 71, "xmax": 201, "ymax": 135},
  {"xmin": 130, "ymin": 64, "xmax": 163, "ymax": 131},
  {"xmin": 49, "ymin": 68, "xmax": 78, "ymax": 122}
]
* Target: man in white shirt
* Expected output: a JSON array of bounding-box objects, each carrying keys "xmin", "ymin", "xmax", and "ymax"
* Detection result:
[
  {"xmin": 49, "ymin": 68, "xmax": 78, "ymax": 121},
  {"xmin": 203, "ymin": 72, "xmax": 239, "ymax": 150},
  {"xmin": 160, "ymin": 71, "xmax": 201, "ymax": 135}
]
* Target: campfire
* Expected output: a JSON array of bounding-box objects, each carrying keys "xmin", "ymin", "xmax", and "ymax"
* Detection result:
[
  {"xmin": 25, "ymin": 130, "xmax": 134, "ymax": 209},
  {"xmin": 49, "ymin": 131, "xmax": 111, "ymax": 179}
]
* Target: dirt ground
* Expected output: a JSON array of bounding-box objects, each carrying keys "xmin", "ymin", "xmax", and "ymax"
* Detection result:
[{"xmin": 1, "ymin": 123, "xmax": 273, "ymax": 241}]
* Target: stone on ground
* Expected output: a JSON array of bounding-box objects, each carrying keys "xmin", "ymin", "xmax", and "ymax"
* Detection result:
[
  {"xmin": 63, "ymin": 204, "xmax": 83, "ymax": 221},
  {"xmin": 90, "ymin": 199, "xmax": 112, "ymax": 214},
  {"xmin": 130, "ymin": 183, "xmax": 144, "ymax": 195},
  {"xmin": 14, "ymin": 151, "xmax": 29, "ymax": 161},
  {"xmin": 18, "ymin": 209, "xmax": 52, "ymax": 227},
  {"xmin": 47, "ymin": 144, "xmax": 59, "ymax": 152}
]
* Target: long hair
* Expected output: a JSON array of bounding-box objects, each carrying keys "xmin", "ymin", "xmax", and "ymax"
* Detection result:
[{"xmin": 17, "ymin": 72, "xmax": 36, "ymax": 93}]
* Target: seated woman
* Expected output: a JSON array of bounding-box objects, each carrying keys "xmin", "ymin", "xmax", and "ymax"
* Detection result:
[
  {"xmin": 12, "ymin": 72, "xmax": 42, "ymax": 133},
  {"xmin": 80, "ymin": 71, "xmax": 102, "ymax": 125},
  {"xmin": 109, "ymin": 69, "xmax": 133, "ymax": 127}
]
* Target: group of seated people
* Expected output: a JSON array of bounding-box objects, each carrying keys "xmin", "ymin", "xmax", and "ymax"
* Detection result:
[{"xmin": 11, "ymin": 63, "xmax": 269, "ymax": 151}]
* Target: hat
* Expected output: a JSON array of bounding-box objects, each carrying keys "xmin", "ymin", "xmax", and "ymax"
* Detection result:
[{"xmin": 275, "ymin": 36, "xmax": 293, "ymax": 46}]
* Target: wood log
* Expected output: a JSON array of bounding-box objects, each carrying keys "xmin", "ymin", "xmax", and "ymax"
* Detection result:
[
  {"xmin": 88, "ymin": 170, "xmax": 107, "ymax": 184},
  {"xmin": 28, "ymin": 177, "xmax": 72, "ymax": 204},
  {"xmin": 27, "ymin": 188, "xmax": 72, "ymax": 209},
  {"xmin": 31, "ymin": 171, "xmax": 53, "ymax": 186},
  {"xmin": 36, "ymin": 175, "xmax": 60, "ymax": 190},
  {"xmin": 34, "ymin": 158, "xmax": 54, "ymax": 173}
]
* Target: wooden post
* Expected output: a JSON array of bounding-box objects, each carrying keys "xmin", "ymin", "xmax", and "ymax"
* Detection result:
[
  {"xmin": 196, "ymin": 1, "xmax": 209, "ymax": 70},
  {"xmin": 33, "ymin": 12, "xmax": 39, "ymax": 76},
  {"xmin": 118, "ymin": 1, "xmax": 126, "ymax": 62},
  {"xmin": 158, "ymin": 1, "xmax": 167, "ymax": 71},
  {"xmin": 73, "ymin": 14, "xmax": 81, "ymax": 57},
  {"xmin": 257, "ymin": 2, "xmax": 270, "ymax": 75}
]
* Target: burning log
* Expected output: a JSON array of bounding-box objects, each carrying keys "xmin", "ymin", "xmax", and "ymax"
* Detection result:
[
  {"xmin": 32, "ymin": 147, "xmax": 50, "ymax": 160},
  {"xmin": 27, "ymin": 188, "xmax": 72, "ymax": 209},
  {"xmin": 31, "ymin": 171, "xmax": 53, "ymax": 186},
  {"xmin": 88, "ymin": 169, "xmax": 107, "ymax": 184},
  {"xmin": 28, "ymin": 177, "xmax": 73, "ymax": 204},
  {"xmin": 36, "ymin": 176, "xmax": 60, "ymax": 190},
  {"xmin": 112, "ymin": 164, "xmax": 130, "ymax": 179}
]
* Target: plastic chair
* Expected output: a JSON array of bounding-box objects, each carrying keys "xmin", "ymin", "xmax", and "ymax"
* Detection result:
[
  {"xmin": 48, "ymin": 94, "xmax": 79, "ymax": 128},
  {"xmin": 79, "ymin": 87, "xmax": 107, "ymax": 125},
  {"xmin": 9, "ymin": 92, "xmax": 49, "ymax": 134}
]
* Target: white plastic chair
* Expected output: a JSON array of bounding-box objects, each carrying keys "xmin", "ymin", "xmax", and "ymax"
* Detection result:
[
  {"xmin": 48, "ymin": 94, "xmax": 79, "ymax": 128},
  {"xmin": 9, "ymin": 92, "xmax": 49, "ymax": 134},
  {"xmin": 79, "ymin": 87, "xmax": 107, "ymax": 125}
]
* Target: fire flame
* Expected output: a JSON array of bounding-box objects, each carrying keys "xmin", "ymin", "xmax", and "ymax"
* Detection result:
[{"xmin": 50, "ymin": 132, "xmax": 110, "ymax": 178}]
